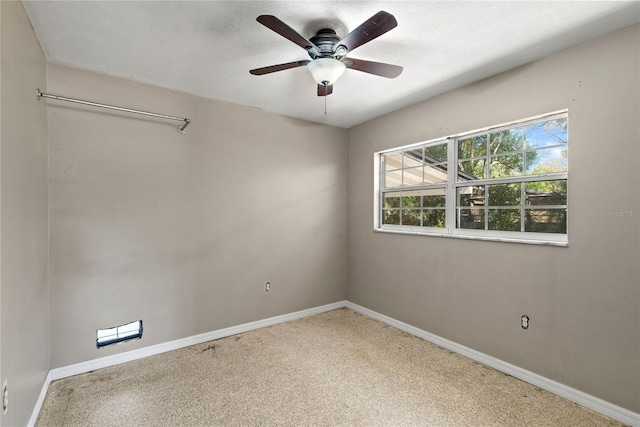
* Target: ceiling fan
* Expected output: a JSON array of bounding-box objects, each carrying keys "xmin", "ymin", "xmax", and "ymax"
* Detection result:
[{"xmin": 249, "ymin": 11, "xmax": 403, "ymax": 97}]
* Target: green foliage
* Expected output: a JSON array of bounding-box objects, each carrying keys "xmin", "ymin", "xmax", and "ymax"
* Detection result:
[
  {"xmin": 525, "ymin": 209, "xmax": 567, "ymax": 233},
  {"xmin": 383, "ymin": 190, "xmax": 446, "ymax": 227},
  {"xmin": 423, "ymin": 209, "xmax": 445, "ymax": 227},
  {"xmin": 489, "ymin": 209, "xmax": 520, "ymax": 231},
  {"xmin": 457, "ymin": 130, "xmax": 534, "ymax": 180},
  {"xmin": 424, "ymin": 144, "xmax": 447, "ymax": 162},
  {"xmin": 458, "ymin": 135, "xmax": 487, "ymax": 159},
  {"xmin": 525, "ymin": 180, "xmax": 567, "ymax": 205},
  {"xmin": 488, "ymin": 183, "xmax": 521, "ymax": 206},
  {"xmin": 383, "ymin": 209, "xmax": 400, "ymax": 225}
]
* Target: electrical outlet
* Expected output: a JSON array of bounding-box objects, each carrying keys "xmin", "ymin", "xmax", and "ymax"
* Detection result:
[
  {"xmin": 3, "ymin": 379, "xmax": 8, "ymax": 414},
  {"xmin": 521, "ymin": 315, "xmax": 529, "ymax": 329},
  {"xmin": 265, "ymin": 281, "xmax": 271, "ymax": 292}
]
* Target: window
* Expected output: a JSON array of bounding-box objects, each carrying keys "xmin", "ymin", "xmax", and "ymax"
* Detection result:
[
  {"xmin": 96, "ymin": 320, "xmax": 143, "ymax": 348},
  {"xmin": 376, "ymin": 111, "xmax": 568, "ymax": 245}
]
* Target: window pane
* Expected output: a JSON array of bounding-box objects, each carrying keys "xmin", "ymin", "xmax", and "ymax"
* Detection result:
[
  {"xmin": 490, "ymin": 128, "xmax": 524, "ymax": 154},
  {"xmin": 489, "ymin": 153, "xmax": 523, "ymax": 178},
  {"xmin": 384, "ymin": 169, "xmax": 402, "ymax": 188},
  {"xmin": 384, "ymin": 153, "xmax": 403, "ymax": 171},
  {"xmin": 403, "ymin": 167, "xmax": 423, "ymax": 186},
  {"xmin": 525, "ymin": 147, "xmax": 568, "ymax": 174},
  {"xmin": 458, "ymin": 159, "xmax": 486, "ymax": 180},
  {"xmin": 383, "ymin": 209, "xmax": 400, "ymax": 225},
  {"xmin": 525, "ymin": 209, "xmax": 567, "ymax": 233},
  {"xmin": 457, "ymin": 185, "xmax": 485, "ymax": 207},
  {"xmin": 402, "ymin": 190, "xmax": 421, "ymax": 208},
  {"xmin": 423, "ymin": 188, "xmax": 446, "ymax": 207},
  {"xmin": 423, "ymin": 209, "xmax": 446, "ymax": 228},
  {"xmin": 424, "ymin": 144, "xmax": 447, "ymax": 162},
  {"xmin": 458, "ymin": 208, "xmax": 485, "ymax": 229},
  {"xmin": 403, "ymin": 149, "xmax": 424, "ymax": 168},
  {"xmin": 525, "ymin": 118, "xmax": 567, "ymax": 149},
  {"xmin": 489, "ymin": 209, "xmax": 521, "ymax": 231},
  {"xmin": 424, "ymin": 165, "xmax": 447, "ymax": 184},
  {"xmin": 384, "ymin": 192, "xmax": 401, "ymax": 208},
  {"xmin": 458, "ymin": 135, "xmax": 487, "ymax": 159},
  {"xmin": 525, "ymin": 180, "xmax": 567, "ymax": 206},
  {"xmin": 488, "ymin": 183, "xmax": 521, "ymax": 206},
  {"xmin": 402, "ymin": 209, "xmax": 421, "ymax": 226}
]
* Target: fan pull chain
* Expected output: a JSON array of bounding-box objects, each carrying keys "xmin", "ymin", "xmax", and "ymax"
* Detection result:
[{"xmin": 324, "ymin": 92, "xmax": 327, "ymax": 115}]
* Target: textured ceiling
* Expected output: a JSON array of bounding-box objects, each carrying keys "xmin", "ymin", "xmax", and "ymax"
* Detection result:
[{"xmin": 22, "ymin": 1, "xmax": 640, "ymax": 128}]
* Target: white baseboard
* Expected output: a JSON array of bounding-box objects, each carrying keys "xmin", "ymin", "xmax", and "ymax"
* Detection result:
[
  {"xmin": 346, "ymin": 301, "xmax": 640, "ymax": 427},
  {"xmin": 27, "ymin": 370, "xmax": 53, "ymax": 427},
  {"xmin": 28, "ymin": 300, "xmax": 347, "ymax": 426},
  {"xmin": 29, "ymin": 300, "xmax": 639, "ymax": 427}
]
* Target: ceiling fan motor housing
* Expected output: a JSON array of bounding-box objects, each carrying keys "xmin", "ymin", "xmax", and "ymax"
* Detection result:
[{"xmin": 309, "ymin": 29, "xmax": 347, "ymax": 59}]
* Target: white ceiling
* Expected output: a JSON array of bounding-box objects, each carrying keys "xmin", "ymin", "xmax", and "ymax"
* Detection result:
[{"xmin": 22, "ymin": 1, "xmax": 640, "ymax": 129}]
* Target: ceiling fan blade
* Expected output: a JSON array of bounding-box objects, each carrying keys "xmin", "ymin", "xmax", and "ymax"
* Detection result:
[
  {"xmin": 336, "ymin": 11, "xmax": 397, "ymax": 53},
  {"xmin": 250, "ymin": 60, "xmax": 310, "ymax": 75},
  {"xmin": 343, "ymin": 57, "xmax": 403, "ymax": 78},
  {"xmin": 257, "ymin": 15, "xmax": 320, "ymax": 54},
  {"xmin": 317, "ymin": 84, "xmax": 333, "ymax": 96}
]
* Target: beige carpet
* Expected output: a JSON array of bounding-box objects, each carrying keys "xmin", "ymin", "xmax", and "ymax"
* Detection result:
[{"xmin": 36, "ymin": 308, "xmax": 625, "ymax": 426}]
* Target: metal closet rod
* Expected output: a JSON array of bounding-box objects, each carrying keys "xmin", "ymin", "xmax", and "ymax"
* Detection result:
[{"xmin": 36, "ymin": 88, "xmax": 191, "ymax": 134}]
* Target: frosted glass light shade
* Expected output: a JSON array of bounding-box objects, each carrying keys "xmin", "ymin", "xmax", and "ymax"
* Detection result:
[{"xmin": 307, "ymin": 58, "xmax": 347, "ymax": 85}]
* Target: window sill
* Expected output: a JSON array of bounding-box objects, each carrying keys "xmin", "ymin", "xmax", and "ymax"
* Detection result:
[{"xmin": 373, "ymin": 228, "xmax": 568, "ymax": 247}]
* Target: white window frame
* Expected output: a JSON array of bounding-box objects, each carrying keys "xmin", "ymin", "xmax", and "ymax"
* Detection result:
[{"xmin": 374, "ymin": 110, "xmax": 568, "ymax": 246}]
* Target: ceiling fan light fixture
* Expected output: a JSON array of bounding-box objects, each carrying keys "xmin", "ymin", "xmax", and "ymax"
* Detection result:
[{"xmin": 307, "ymin": 58, "xmax": 346, "ymax": 86}]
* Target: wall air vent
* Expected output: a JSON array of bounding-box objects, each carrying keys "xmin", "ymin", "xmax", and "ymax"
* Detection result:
[{"xmin": 96, "ymin": 320, "xmax": 143, "ymax": 348}]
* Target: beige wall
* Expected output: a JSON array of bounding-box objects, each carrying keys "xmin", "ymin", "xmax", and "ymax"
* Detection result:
[
  {"xmin": 347, "ymin": 25, "xmax": 640, "ymax": 412},
  {"xmin": 0, "ymin": 1, "xmax": 49, "ymax": 426},
  {"xmin": 46, "ymin": 63, "xmax": 347, "ymax": 368},
  {"xmin": 2, "ymin": 5, "xmax": 638, "ymax": 422}
]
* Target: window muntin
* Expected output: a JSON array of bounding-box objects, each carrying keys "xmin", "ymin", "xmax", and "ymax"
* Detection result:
[{"xmin": 378, "ymin": 112, "xmax": 568, "ymax": 244}]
